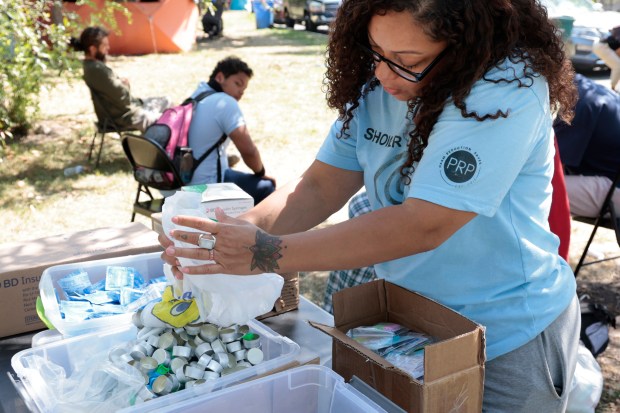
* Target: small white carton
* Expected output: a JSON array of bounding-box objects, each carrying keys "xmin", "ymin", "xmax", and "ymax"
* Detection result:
[{"xmin": 183, "ymin": 183, "xmax": 253, "ymax": 219}]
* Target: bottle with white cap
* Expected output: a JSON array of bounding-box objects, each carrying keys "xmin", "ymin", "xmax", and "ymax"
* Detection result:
[{"xmin": 63, "ymin": 165, "xmax": 85, "ymax": 177}]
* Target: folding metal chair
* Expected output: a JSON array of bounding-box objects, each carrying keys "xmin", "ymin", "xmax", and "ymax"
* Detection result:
[
  {"xmin": 572, "ymin": 166, "xmax": 620, "ymax": 277},
  {"xmin": 87, "ymin": 85, "xmax": 138, "ymax": 168},
  {"xmin": 121, "ymin": 133, "xmax": 184, "ymax": 222}
]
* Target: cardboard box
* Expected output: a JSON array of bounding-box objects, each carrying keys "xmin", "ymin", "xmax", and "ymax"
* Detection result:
[
  {"xmin": 311, "ymin": 279, "xmax": 485, "ymax": 413},
  {"xmin": 256, "ymin": 272, "xmax": 300, "ymax": 319},
  {"xmin": 0, "ymin": 223, "xmax": 162, "ymax": 338}
]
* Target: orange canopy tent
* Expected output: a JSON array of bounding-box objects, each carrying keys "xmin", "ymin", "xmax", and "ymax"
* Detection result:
[{"xmin": 64, "ymin": 0, "xmax": 199, "ymax": 55}]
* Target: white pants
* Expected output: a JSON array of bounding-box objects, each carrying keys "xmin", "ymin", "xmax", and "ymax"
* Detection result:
[
  {"xmin": 565, "ymin": 174, "xmax": 620, "ymax": 217},
  {"xmin": 593, "ymin": 41, "xmax": 620, "ymax": 91}
]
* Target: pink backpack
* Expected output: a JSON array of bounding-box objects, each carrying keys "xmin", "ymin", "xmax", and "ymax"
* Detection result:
[{"xmin": 145, "ymin": 90, "xmax": 226, "ymax": 183}]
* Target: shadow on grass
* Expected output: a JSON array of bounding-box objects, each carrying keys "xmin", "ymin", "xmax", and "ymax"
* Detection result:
[
  {"xmin": 0, "ymin": 128, "xmax": 132, "ymax": 210},
  {"xmin": 577, "ymin": 277, "xmax": 620, "ymax": 315}
]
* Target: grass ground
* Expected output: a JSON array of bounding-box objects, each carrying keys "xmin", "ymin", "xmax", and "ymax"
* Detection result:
[{"xmin": 1, "ymin": 10, "xmax": 618, "ymax": 411}]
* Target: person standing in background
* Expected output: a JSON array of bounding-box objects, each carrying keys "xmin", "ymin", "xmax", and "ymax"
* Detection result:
[{"xmin": 202, "ymin": 0, "xmax": 227, "ymax": 39}]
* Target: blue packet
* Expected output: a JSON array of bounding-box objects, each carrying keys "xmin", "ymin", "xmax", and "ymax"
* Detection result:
[
  {"xmin": 85, "ymin": 303, "xmax": 125, "ymax": 319},
  {"xmin": 57, "ymin": 269, "xmax": 92, "ymax": 300},
  {"xmin": 83, "ymin": 290, "xmax": 118, "ymax": 305},
  {"xmin": 120, "ymin": 287, "xmax": 146, "ymax": 307},
  {"xmin": 59, "ymin": 300, "xmax": 93, "ymax": 320},
  {"xmin": 107, "ymin": 290, "xmax": 121, "ymax": 304},
  {"xmin": 105, "ymin": 266, "xmax": 136, "ymax": 291},
  {"xmin": 122, "ymin": 283, "xmax": 165, "ymax": 312},
  {"xmin": 132, "ymin": 270, "xmax": 146, "ymax": 289},
  {"xmin": 84, "ymin": 278, "xmax": 106, "ymax": 294},
  {"xmin": 149, "ymin": 276, "xmax": 167, "ymax": 285}
]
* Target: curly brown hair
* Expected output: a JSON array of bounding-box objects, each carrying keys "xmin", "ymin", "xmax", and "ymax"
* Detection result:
[{"xmin": 324, "ymin": 0, "xmax": 576, "ymax": 177}]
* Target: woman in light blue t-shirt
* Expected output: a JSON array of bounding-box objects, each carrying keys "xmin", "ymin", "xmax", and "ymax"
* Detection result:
[{"xmin": 161, "ymin": 1, "xmax": 580, "ymax": 410}]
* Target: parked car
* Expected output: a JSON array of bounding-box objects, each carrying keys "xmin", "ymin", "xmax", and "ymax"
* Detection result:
[
  {"xmin": 541, "ymin": 0, "xmax": 620, "ymax": 71},
  {"xmin": 273, "ymin": 0, "xmax": 342, "ymax": 31}
]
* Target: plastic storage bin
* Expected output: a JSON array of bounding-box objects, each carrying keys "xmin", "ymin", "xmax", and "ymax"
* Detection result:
[
  {"xmin": 551, "ymin": 15, "xmax": 575, "ymax": 41},
  {"xmin": 230, "ymin": 0, "xmax": 247, "ymax": 10},
  {"xmin": 39, "ymin": 252, "xmax": 166, "ymax": 337},
  {"xmin": 11, "ymin": 318, "xmax": 300, "ymax": 413},
  {"xmin": 253, "ymin": 0, "xmax": 274, "ymax": 29},
  {"xmin": 141, "ymin": 365, "xmax": 388, "ymax": 413}
]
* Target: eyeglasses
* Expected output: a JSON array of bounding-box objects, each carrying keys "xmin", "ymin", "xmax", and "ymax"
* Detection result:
[{"xmin": 358, "ymin": 43, "xmax": 449, "ymax": 83}]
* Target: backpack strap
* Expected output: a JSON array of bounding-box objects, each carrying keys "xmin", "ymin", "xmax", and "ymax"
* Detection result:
[
  {"xmin": 182, "ymin": 89, "xmax": 217, "ymax": 106},
  {"xmin": 185, "ymin": 89, "xmax": 226, "ymax": 180},
  {"xmin": 192, "ymin": 133, "xmax": 228, "ymax": 180}
]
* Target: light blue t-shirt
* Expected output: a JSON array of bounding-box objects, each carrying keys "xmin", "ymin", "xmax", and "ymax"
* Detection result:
[
  {"xmin": 188, "ymin": 82, "xmax": 246, "ymax": 184},
  {"xmin": 316, "ymin": 61, "xmax": 576, "ymax": 360}
]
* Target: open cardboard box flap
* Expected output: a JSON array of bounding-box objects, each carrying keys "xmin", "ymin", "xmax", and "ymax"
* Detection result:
[{"xmin": 309, "ymin": 321, "xmax": 399, "ymax": 371}]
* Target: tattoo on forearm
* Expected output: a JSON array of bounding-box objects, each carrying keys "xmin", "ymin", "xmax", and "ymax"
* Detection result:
[{"xmin": 249, "ymin": 231, "xmax": 284, "ymax": 272}]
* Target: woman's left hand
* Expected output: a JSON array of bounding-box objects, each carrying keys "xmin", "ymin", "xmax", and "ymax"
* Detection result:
[{"xmin": 165, "ymin": 207, "xmax": 280, "ymax": 276}]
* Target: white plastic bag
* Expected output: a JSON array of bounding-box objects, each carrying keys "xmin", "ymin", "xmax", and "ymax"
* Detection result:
[
  {"xmin": 161, "ymin": 191, "xmax": 284, "ymax": 326},
  {"xmin": 566, "ymin": 341, "xmax": 604, "ymax": 413},
  {"xmin": 162, "ymin": 191, "xmax": 211, "ymax": 268},
  {"xmin": 21, "ymin": 350, "xmax": 144, "ymax": 413}
]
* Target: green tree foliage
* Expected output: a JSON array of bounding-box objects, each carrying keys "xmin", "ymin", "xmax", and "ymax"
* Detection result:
[{"xmin": 0, "ymin": 0, "xmax": 127, "ymax": 143}]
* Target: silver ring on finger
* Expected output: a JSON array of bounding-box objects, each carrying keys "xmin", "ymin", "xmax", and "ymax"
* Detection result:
[
  {"xmin": 198, "ymin": 233, "xmax": 216, "ymax": 250},
  {"xmin": 208, "ymin": 249, "xmax": 215, "ymax": 262}
]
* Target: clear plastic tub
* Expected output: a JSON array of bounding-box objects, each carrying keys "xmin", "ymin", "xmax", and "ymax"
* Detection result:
[
  {"xmin": 11, "ymin": 318, "xmax": 300, "ymax": 413},
  {"xmin": 39, "ymin": 252, "xmax": 166, "ymax": 337},
  {"xmin": 136, "ymin": 365, "xmax": 387, "ymax": 413}
]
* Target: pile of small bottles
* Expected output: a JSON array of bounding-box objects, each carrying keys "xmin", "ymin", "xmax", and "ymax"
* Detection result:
[{"xmin": 109, "ymin": 311, "xmax": 265, "ymax": 402}]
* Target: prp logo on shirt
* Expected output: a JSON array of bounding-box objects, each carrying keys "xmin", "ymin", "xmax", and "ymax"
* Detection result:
[{"xmin": 439, "ymin": 147, "xmax": 481, "ymax": 186}]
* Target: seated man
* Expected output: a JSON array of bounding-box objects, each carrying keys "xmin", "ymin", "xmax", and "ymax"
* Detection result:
[
  {"xmin": 187, "ymin": 56, "xmax": 276, "ymax": 204},
  {"xmin": 554, "ymin": 74, "xmax": 620, "ymax": 218},
  {"xmin": 71, "ymin": 26, "xmax": 171, "ymax": 132}
]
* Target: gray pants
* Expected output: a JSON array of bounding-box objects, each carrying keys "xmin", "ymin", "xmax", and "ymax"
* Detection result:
[
  {"xmin": 132, "ymin": 96, "xmax": 171, "ymax": 132},
  {"xmin": 483, "ymin": 294, "xmax": 580, "ymax": 412}
]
